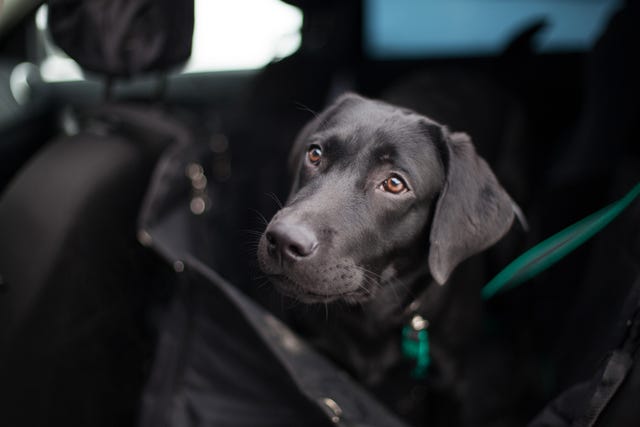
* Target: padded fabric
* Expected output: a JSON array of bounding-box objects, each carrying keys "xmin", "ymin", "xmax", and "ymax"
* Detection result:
[
  {"xmin": 0, "ymin": 134, "xmax": 147, "ymax": 427},
  {"xmin": 0, "ymin": 134, "xmax": 140, "ymax": 336},
  {"xmin": 0, "ymin": 105, "xmax": 185, "ymax": 427},
  {"xmin": 48, "ymin": 0, "xmax": 194, "ymax": 77}
]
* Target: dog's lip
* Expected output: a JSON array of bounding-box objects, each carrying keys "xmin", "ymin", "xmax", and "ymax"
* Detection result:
[{"xmin": 267, "ymin": 274, "xmax": 366, "ymax": 300}]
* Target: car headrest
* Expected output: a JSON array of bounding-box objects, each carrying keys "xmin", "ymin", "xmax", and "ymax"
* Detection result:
[{"xmin": 47, "ymin": 0, "xmax": 194, "ymax": 78}]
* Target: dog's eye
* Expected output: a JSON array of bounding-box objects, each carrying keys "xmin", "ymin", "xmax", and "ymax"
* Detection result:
[
  {"xmin": 307, "ymin": 146, "xmax": 322, "ymax": 165},
  {"xmin": 381, "ymin": 174, "xmax": 408, "ymax": 194}
]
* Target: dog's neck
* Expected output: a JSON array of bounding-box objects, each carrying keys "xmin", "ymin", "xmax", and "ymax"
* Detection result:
[
  {"xmin": 361, "ymin": 264, "xmax": 441, "ymax": 328},
  {"xmin": 290, "ymin": 262, "xmax": 451, "ymax": 374},
  {"xmin": 289, "ymin": 255, "xmax": 487, "ymax": 390}
]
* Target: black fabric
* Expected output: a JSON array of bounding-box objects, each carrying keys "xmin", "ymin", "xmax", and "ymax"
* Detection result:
[
  {"xmin": 139, "ymin": 267, "xmax": 331, "ymax": 427},
  {"xmin": 529, "ymin": 288, "xmax": 640, "ymax": 427},
  {"xmin": 0, "ymin": 104, "xmax": 187, "ymax": 427},
  {"xmin": 527, "ymin": 170, "xmax": 640, "ymax": 427},
  {"xmin": 597, "ymin": 310, "xmax": 640, "ymax": 426},
  {"xmin": 47, "ymin": 0, "xmax": 194, "ymax": 78},
  {"xmin": 138, "ymin": 261, "xmax": 410, "ymax": 427},
  {"xmin": 577, "ymin": 351, "xmax": 634, "ymax": 427}
]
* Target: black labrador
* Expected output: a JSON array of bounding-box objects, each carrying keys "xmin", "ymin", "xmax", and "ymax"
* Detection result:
[{"xmin": 257, "ymin": 93, "xmax": 520, "ymax": 426}]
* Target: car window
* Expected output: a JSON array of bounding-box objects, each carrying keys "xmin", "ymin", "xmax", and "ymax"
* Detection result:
[{"xmin": 364, "ymin": 0, "xmax": 623, "ymax": 59}]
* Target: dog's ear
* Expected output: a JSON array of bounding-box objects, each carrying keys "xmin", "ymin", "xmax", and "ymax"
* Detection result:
[
  {"xmin": 288, "ymin": 93, "xmax": 364, "ymax": 192},
  {"xmin": 428, "ymin": 131, "xmax": 515, "ymax": 285}
]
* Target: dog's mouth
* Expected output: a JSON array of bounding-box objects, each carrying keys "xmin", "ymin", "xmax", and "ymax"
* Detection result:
[
  {"xmin": 257, "ymin": 227, "xmax": 379, "ymax": 304},
  {"xmin": 267, "ymin": 274, "xmax": 372, "ymax": 304}
]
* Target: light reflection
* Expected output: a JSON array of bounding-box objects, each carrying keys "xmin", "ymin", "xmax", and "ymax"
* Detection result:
[{"xmin": 184, "ymin": 0, "xmax": 302, "ymax": 73}]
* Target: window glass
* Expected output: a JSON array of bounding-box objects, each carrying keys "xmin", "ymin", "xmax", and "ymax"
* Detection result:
[{"xmin": 364, "ymin": 0, "xmax": 622, "ymax": 59}]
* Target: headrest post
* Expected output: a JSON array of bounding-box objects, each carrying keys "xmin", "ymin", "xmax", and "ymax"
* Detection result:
[
  {"xmin": 154, "ymin": 74, "xmax": 168, "ymax": 103},
  {"xmin": 103, "ymin": 76, "xmax": 114, "ymax": 102}
]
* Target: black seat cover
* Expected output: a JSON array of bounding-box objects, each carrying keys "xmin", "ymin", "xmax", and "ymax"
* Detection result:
[
  {"xmin": 0, "ymin": 105, "xmax": 190, "ymax": 427},
  {"xmin": 0, "ymin": 0, "xmax": 194, "ymax": 425}
]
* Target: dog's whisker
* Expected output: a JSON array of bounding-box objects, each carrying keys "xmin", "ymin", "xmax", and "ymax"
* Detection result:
[
  {"xmin": 246, "ymin": 245, "xmax": 262, "ymax": 255},
  {"xmin": 244, "ymin": 238, "xmax": 262, "ymax": 246},
  {"xmin": 241, "ymin": 228, "xmax": 267, "ymax": 258},
  {"xmin": 245, "ymin": 242, "xmax": 261, "ymax": 250},
  {"xmin": 356, "ymin": 283, "xmax": 373, "ymax": 297},
  {"xmin": 251, "ymin": 272, "xmax": 268, "ymax": 281},
  {"xmin": 242, "ymin": 229, "xmax": 265, "ymax": 237},
  {"xmin": 362, "ymin": 273, "xmax": 383, "ymax": 289},
  {"xmin": 353, "ymin": 265, "xmax": 384, "ymax": 293},
  {"xmin": 388, "ymin": 276, "xmax": 414, "ymax": 305},
  {"xmin": 356, "ymin": 274, "xmax": 375, "ymax": 290},
  {"xmin": 282, "ymin": 294, "xmax": 303, "ymax": 310},
  {"xmin": 264, "ymin": 192, "xmax": 284, "ymax": 209},
  {"xmin": 294, "ymin": 101, "xmax": 318, "ymax": 118},
  {"xmin": 255, "ymin": 279, "xmax": 271, "ymax": 289},
  {"xmin": 358, "ymin": 264, "xmax": 406, "ymax": 303},
  {"xmin": 355, "ymin": 265, "xmax": 384, "ymax": 281},
  {"xmin": 250, "ymin": 209, "xmax": 270, "ymax": 227}
]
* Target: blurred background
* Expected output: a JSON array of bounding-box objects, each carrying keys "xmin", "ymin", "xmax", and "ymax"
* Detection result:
[{"xmin": 0, "ymin": 0, "xmax": 638, "ymax": 426}]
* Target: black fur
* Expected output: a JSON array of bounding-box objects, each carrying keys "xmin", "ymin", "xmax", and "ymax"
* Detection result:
[{"xmin": 257, "ymin": 93, "xmax": 517, "ymax": 426}]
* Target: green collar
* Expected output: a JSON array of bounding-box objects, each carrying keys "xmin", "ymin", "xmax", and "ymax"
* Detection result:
[{"xmin": 402, "ymin": 314, "xmax": 431, "ymax": 379}]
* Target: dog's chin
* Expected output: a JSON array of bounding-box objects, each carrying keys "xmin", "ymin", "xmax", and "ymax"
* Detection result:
[{"xmin": 268, "ymin": 274, "xmax": 374, "ymax": 305}]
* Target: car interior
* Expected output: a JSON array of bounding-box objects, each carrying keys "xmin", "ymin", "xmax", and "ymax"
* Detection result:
[{"xmin": 0, "ymin": 0, "xmax": 638, "ymax": 426}]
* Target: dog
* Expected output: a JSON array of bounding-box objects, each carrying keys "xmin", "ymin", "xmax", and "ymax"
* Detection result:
[{"xmin": 257, "ymin": 93, "xmax": 520, "ymax": 426}]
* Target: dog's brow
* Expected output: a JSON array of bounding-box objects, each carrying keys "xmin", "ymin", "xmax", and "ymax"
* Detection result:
[
  {"xmin": 365, "ymin": 143, "xmax": 405, "ymax": 172},
  {"xmin": 370, "ymin": 135, "xmax": 398, "ymax": 158},
  {"xmin": 310, "ymin": 133, "xmax": 351, "ymax": 156},
  {"xmin": 366, "ymin": 136, "xmax": 437, "ymax": 190}
]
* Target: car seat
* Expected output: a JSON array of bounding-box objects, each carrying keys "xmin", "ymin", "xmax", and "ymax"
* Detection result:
[{"xmin": 0, "ymin": 1, "xmax": 194, "ymax": 426}]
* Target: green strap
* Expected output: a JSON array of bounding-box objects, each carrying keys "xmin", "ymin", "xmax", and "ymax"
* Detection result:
[
  {"xmin": 402, "ymin": 324, "xmax": 430, "ymax": 379},
  {"xmin": 482, "ymin": 182, "xmax": 640, "ymax": 300}
]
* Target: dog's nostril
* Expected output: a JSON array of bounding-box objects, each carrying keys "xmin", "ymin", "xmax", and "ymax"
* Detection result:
[
  {"xmin": 266, "ymin": 231, "xmax": 276, "ymax": 246},
  {"xmin": 287, "ymin": 243, "xmax": 308, "ymax": 258},
  {"xmin": 284, "ymin": 238, "xmax": 318, "ymax": 259},
  {"xmin": 288, "ymin": 244, "xmax": 303, "ymax": 257}
]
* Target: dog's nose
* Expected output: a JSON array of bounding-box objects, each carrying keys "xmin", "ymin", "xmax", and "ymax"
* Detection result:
[{"xmin": 265, "ymin": 222, "xmax": 318, "ymax": 261}]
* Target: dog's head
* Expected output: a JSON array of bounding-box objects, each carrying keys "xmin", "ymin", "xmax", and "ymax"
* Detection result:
[{"xmin": 258, "ymin": 93, "xmax": 516, "ymax": 303}]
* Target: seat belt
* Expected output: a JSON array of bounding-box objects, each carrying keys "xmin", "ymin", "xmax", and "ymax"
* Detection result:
[{"xmin": 482, "ymin": 182, "xmax": 640, "ymax": 300}]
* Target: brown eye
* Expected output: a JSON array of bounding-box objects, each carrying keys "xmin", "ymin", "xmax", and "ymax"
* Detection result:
[
  {"xmin": 307, "ymin": 146, "xmax": 322, "ymax": 165},
  {"xmin": 382, "ymin": 174, "xmax": 408, "ymax": 194}
]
